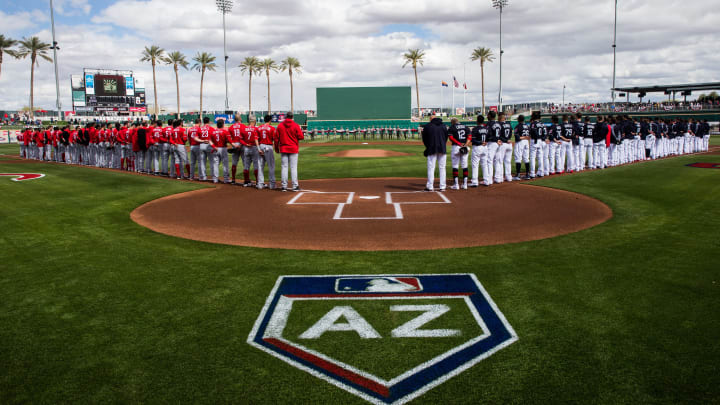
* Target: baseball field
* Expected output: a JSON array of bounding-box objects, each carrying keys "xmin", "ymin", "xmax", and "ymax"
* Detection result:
[{"xmin": 1, "ymin": 139, "xmax": 719, "ymax": 404}]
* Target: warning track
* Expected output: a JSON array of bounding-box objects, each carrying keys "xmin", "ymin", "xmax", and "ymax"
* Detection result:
[{"xmin": 131, "ymin": 178, "xmax": 612, "ymax": 251}]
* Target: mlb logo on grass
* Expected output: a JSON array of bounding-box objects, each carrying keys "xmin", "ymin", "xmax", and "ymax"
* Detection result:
[{"xmin": 248, "ymin": 274, "xmax": 517, "ymax": 404}]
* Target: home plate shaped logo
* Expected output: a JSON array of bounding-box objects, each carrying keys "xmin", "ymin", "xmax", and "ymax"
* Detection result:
[{"xmin": 247, "ymin": 274, "xmax": 518, "ymax": 404}]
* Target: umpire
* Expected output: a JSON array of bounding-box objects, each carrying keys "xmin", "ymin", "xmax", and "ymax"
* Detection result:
[{"xmin": 422, "ymin": 115, "xmax": 449, "ymax": 191}]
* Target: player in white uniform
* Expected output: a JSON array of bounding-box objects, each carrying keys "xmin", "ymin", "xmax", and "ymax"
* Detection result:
[
  {"xmin": 513, "ymin": 115, "xmax": 531, "ymax": 180},
  {"xmin": 470, "ymin": 115, "xmax": 491, "ymax": 187},
  {"xmin": 494, "ymin": 112, "xmax": 514, "ymax": 183},
  {"xmin": 448, "ymin": 118, "xmax": 471, "ymax": 190},
  {"xmin": 529, "ymin": 112, "xmax": 547, "ymax": 178}
]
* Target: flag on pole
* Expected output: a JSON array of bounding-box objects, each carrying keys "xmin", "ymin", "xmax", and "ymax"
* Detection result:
[
  {"xmin": 453, "ymin": 76, "xmax": 459, "ymax": 88},
  {"xmin": 463, "ymin": 83, "xmax": 467, "ymax": 90},
  {"xmin": 441, "ymin": 81, "xmax": 449, "ymax": 87}
]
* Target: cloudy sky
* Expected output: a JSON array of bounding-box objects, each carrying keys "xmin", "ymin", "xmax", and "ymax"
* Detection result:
[{"xmin": 1, "ymin": 0, "xmax": 719, "ymax": 113}]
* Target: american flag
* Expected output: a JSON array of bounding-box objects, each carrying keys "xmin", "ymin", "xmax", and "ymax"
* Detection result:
[
  {"xmin": 453, "ymin": 76, "xmax": 459, "ymax": 88},
  {"xmin": 463, "ymin": 83, "xmax": 467, "ymax": 90}
]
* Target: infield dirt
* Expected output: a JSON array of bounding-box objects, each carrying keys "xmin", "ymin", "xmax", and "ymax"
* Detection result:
[{"xmin": 131, "ymin": 178, "xmax": 612, "ymax": 251}]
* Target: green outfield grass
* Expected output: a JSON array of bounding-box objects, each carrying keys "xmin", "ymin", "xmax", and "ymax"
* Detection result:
[{"xmin": 0, "ymin": 142, "xmax": 719, "ymax": 404}]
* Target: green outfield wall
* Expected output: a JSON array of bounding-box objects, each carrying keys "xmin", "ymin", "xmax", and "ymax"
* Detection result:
[{"xmin": 316, "ymin": 87, "xmax": 411, "ymax": 120}]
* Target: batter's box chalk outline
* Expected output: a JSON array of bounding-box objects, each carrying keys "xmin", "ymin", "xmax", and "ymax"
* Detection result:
[{"xmin": 287, "ymin": 190, "xmax": 451, "ymax": 221}]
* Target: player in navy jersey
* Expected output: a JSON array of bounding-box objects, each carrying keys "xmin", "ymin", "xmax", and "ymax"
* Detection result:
[
  {"xmin": 529, "ymin": 112, "xmax": 548, "ymax": 178},
  {"xmin": 513, "ymin": 115, "xmax": 531, "ymax": 180},
  {"xmin": 470, "ymin": 115, "xmax": 492, "ymax": 187},
  {"xmin": 493, "ymin": 112, "xmax": 513, "ymax": 183},
  {"xmin": 485, "ymin": 111, "xmax": 501, "ymax": 183},
  {"xmin": 581, "ymin": 117, "xmax": 595, "ymax": 170},
  {"xmin": 547, "ymin": 116, "xmax": 561, "ymax": 175},
  {"xmin": 572, "ymin": 114, "xmax": 584, "ymax": 172},
  {"xmin": 448, "ymin": 118, "xmax": 471, "ymax": 190}
]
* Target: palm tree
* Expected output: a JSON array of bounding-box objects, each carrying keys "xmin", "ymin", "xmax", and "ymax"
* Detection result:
[
  {"xmin": 239, "ymin": 56, "xmax": 262, "ymax": 114},
  {"xmin": 140, "ymin": 45, "xmax": 166, "ymax": 118},
  {"xmin": 279, "ymin": 57, "xmax": 302, "ymax": 113},
  {"xmin": 260, "ymin": 58, "xmax": 279, "ymax": 113},
  {"xmin": 191, "ymin": 52, "xmax": 217, "ymax": 119},
  {"xmin": 15, "ymin": 37, "xmax": 52, "ymax": 119},
  {"xmin": 470, "ymin": 47, "xmax": 495, "ymax": 115},
  {"xmin": 164, "ymin": 51, "xmax": 189, "ymax": 119},
  {"xmin": 402, "ymin": 49, "xmax": 425, "ymax": 118},
  {"xmin": 0, "ymin": 34, "xmax": 19, "ymax": 81}
]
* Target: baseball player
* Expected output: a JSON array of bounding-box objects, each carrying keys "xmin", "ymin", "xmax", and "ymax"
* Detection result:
[
  {"xmin": 240, "ymin": 117, "xmax": 261, "ymax": 187},
  {"xmin": 558, "ymin": 115, "xmax": 574, "ymax": 174},
  {"xmin": 228, "ymin": 116, "xmax": 246, "ymax": 185},
  {"xmin": 170, "ymin": 120, "xmax": 189, "ymax": 179},
  {"xmin": 529, "ymin": 112, "xmax": 547, "ymax": 178},
  {"xmin": 702, "ymin": 120, "xmax": 711, "ymax": 152},
  {"xmin": 547, "ymin": 116, "xmax": 562, "ymax": 175},
  {"xmin": 513, "ymin": 115, "xmax": 531, "ymax": 180},
  {"xmin": 257, "ymin": 115, "xmax": 278, "ymax": 189},
  {"xmin": 580, "ymin": 117, "xmax": 595, "ymax": 170},
  {"xmin": 448, "ymin": 118, "xmax": 471, "ymax": 189},
  {"xmin": 485, "ymin": 111, "xmax": 501, "ymax": 183},
  {"xmin": 494, "ymin": 112, "xmax": 513, "ymax": 183},
  {"xmin": 187, "ymin": 119, "xmax": 202, "ymax": 180},
  {"xmin": 571, "ymin": 114, "xmax": 584, "ymax": 172},
  {"xmin": 276, "ymin": 112, "xmax": 305, "ymax": 192},
  {"xmin": 209, "ymin": 119, "xmax": 230, "ymax": 184},
  {"xmin": 161, "ymin": 119, "xmax": 174, "ymax": 176},
  {"xmin": 35, "ymin": 128, "xmax": 46, "ymax": 161},
  {"xmin": 592, "ymin": 116, "xmax": 608, "ymax": 169},
  {"xmin": 17, "ymin": 129, "xmax": 25, "ymax": 158},
  {"xmin": 198, "ymin": 117, "xmax": 215, "ymax": 181},
  {"xmin": 470, "ymin": 115, "xmax": 491, "ymax": 187}
]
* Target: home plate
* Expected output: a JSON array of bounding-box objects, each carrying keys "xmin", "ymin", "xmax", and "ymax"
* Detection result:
[{"xmin": 359, "ymin": 196, "xmax": 380, "ymax": 200}]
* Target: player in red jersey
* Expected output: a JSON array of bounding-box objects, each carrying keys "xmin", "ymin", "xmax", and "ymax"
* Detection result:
[
  {"xmin": 209, "ymin": 119, "xmax": 231, "ymax": 183},
  {"xmin": 257, "ymin": 115, "xmax": 278, "ymax": 189},
  {"xmin": 21, "ymin": 127, "xmax": 31, "ymax": 158},
  {"xmin": 240, "ymin": 116, "xmax": 261, "ymax": 186},
  {"xmin": 197, "ymin": 117, "xmax": 216, "ymax": 181},
  {"xmin": 187, "ymin": 119, "xmax": 202, "ymax": 180},
  {"xmin": 35, "ymin": 128, "xmax": 45, "ymax": 161},
  {"xmin": 162, "ymin": 119, "xmax": 174, "ymax": 176},
  {"xmin": 170, "ymin": 119, "xmax": 189, "ymax": 179},
  {"xmin": 17, "ymin": 130, "xmax": 25, "ymax": 158},
  {"xmin": 51, "ymin": 127, "xmax": 60, "ymax": 162},
  {"xmin": 227, "ymin": 116, "xmax": 246, "ymax": 184},
  {"xmin": 149, "ymin": 121, "xmax": 164, "ymax": 175}
]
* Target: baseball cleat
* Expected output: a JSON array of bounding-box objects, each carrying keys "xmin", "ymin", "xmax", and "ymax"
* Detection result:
[
  {"xmin": 450, "ymin": 185, "xmax": 460, "ymax": 190},
  {"xmin": 292, "ymin": 186, "xmax": 301, "ymax": 192},
  {"xmin": 512, "ymin": 176, "xmax": 521, "ymax": 181},
  {"xmin": 243, "ymin": 182, "xmax": 252, "ymax": 187},
  {"xmin": 461, "ymin": 184, "xmax": 468, "ymax": 190},
  {"xmin": 438, "ymin": 188, "xmax": 446, "ymax": 192},
  {"xmin": 281, "ymin": 187, "xmax": 288, "ymax": 192},
  {"xmin": 469, "ymin": 184, "xmax": 479, "ymax": 188},
  {"xmin": 423, "ymin": 188, "xmax": 434, "ymax": 192}
]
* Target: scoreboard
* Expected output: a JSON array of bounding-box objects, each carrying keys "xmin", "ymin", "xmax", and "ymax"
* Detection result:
[{"xmin": 71, "ymin": 69, "xmax": 146, "ymax": 115}]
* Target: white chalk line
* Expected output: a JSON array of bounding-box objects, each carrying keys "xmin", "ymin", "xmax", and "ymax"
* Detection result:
[{"xmin": 287, "ymin": 190, "xmax": 451, "ymax": 221}]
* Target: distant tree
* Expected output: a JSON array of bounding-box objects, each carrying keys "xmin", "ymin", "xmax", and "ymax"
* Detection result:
[
  {"xmin": 280, "ymin": 57, "xmax": 302, "ymax": 113},
  {"xmin": 260, "ymin": 58, "xmax": 279, "ymax": 113},
  {"xmin": 470, "ymin": 47, "xmax": 495, "ymax": 115},
  {"xmin": 239, "ymin": 56, "xmax": 262, "ymax": 114},
  {"xmin": 140, "ymin": 45, "xmax": 166, "ymax": 119},
  {"xmin": 0, "ymin": 34, "xmax": 19, "ymax": 81},
  {"xmin": 164, "ymin": 51, "xmax": 189, "ymax": 119},
  {"xmin": 192, "ymin": 52, "xmax": 217, "ymax": 117},
  {"xmin": 15, "ymin": 37, "xmax": 52, "ymax": 119},
  {"xmin": 402, "ymin": 49, "xmax": 425, "ymax": 117}
]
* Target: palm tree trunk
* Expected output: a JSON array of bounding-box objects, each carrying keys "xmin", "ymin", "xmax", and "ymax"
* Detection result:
[
  {"xmin": 289, "ymin": 69, "xmax": 294, "ymax": 113},
  {"xmin": 414, "ymin": 66, "xmax": 420, "ymax": 116},
  {"xmin": 200, "ymin": 68, "xmax": 205, "ymax": 120},
  {"xmin": 0, "ymin": 52, "xmax": 4, "ymax": 81},
  {"xmin": 267, "ymin": 70, "xmax": 271, "ymax": 114},
  {"xmin": 481, "ymin": 62, "xmax": 485, "ymax": 115},
  {"xmin": 175, "ymin": 65, "xmax": 180, "ymax": 119},
  {"xmin": 152, "ymin": 60, "xmax": 158, "ymax": 119},
  {"xmin": 248, "ymin": 74, "xmax": 252, "ymax": 114},
  {"xmin": 30, "ymin": 55, "xmax": 35, "ymax": 120}
]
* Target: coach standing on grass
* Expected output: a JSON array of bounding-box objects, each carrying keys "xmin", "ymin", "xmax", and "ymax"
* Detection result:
[
  {"xmin": 276, "ymin": 112, "xmax": 304, "ymax": 192},
  {"xmin": 422, "ymin": 115, "xmax": 449, "ymax": 192}
]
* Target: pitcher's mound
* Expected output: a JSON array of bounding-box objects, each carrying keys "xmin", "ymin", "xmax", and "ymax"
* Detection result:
[
  {"xmin": 131, "ymin": 178, "xmax": 612, "ymax": 251},
  {"xmin": 322, "ymin": 149, "xmax": 413, "ymax": 158}
]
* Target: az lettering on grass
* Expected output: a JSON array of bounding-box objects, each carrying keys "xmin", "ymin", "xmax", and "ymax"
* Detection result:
[{"xmin": 248, "ymin": 275, "xmax": 518, "ymax": 405}]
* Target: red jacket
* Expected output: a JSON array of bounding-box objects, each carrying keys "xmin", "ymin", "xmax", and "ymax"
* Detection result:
[{"xmin": 276, "ymin": 119, "xmax": 303, "ymax": 154}]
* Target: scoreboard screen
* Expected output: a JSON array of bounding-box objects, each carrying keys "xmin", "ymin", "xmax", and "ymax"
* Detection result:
[{"xmin": 95, "ymin": 75, "xmax": 126, "ymax": 96}]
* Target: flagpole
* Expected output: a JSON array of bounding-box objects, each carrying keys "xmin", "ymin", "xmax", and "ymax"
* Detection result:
[
  {"xmin": 452, "ymin": 74, "xmax": 455, "ymax": 116},
  {"xmin": 463, "ymin": 64, "xmax": 467, "ymax": 114}
]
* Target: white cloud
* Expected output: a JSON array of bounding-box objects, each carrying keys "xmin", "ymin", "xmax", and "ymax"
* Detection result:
[
  {"xmin": 53, "ymin": 0, "xmax": 92, "ymax": 16},
  {"xmin": 0, "ymin": 10, "xmax": 48, "ymax": 33},
  {"xmin": 1, "ymin": 0, "xmax": 719, "ymax": 112}
]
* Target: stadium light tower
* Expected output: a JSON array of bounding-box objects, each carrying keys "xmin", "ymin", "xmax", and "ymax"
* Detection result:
[
  {"xmin": 216, "ymin": 0, "xmax": 233, "ymax": 111},
  {"xmin": 49, "ymin": 0, "xmax": 62, "ymax": 121},
  {"xmin": 492, "ymin": 0, "xmax": 508, "ymax": 112},
  {"xmin": 611, "ymin": 0, "xmax": 618, "ymax": 104}
]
